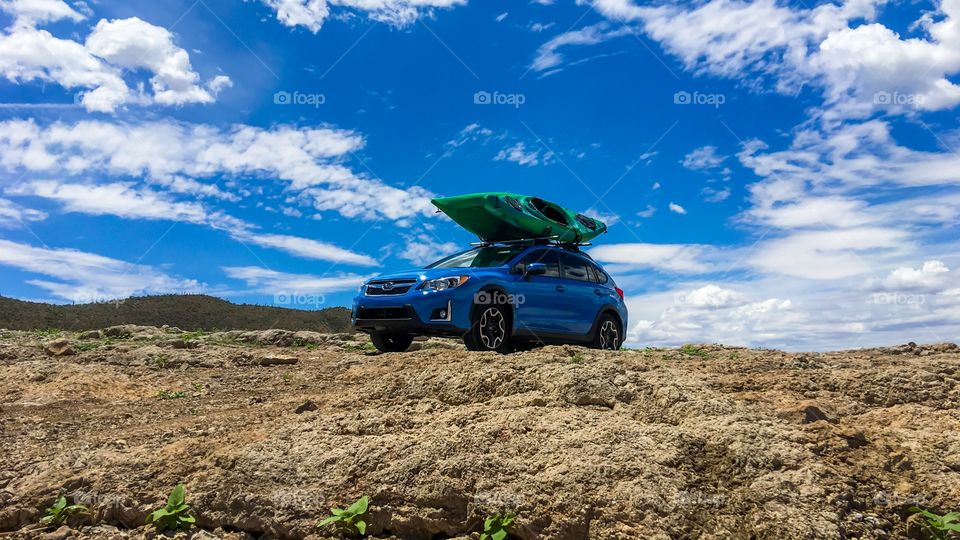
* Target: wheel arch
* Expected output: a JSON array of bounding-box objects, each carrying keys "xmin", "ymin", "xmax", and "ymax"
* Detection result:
[
  {"xmin": 469, "ymin": 284, "xmax": 515, "ymax": 321},
  {"xmin": 592, "ymin": 304, "xmax": 624, "ymax": 334}
]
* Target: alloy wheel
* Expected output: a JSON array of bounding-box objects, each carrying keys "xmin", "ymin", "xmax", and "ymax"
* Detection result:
[
  {"xmin": 599, "ymin": 320, "xmax": 620, "ymax": 350},
  {"xmin": 479, "ymin": 307, "xmax": 506, "ymax": 349}
]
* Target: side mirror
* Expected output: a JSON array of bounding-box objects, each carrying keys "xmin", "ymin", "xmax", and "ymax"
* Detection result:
[{"xmin": 523, "ymin": 262, "xmax": 547, "ymax": 279}]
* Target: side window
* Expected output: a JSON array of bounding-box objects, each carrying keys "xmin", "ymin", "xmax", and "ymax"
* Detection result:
[
  {"xmin": 560, "ymin": 253, "xmax": 591, "ymax": 281},
  {"xmin": 591, "ymin": 264, "xmax": 609, "ymax": 284},
  {"xmin": 519, "ymin": 250, "xmax": 560, "ymax": 278}
]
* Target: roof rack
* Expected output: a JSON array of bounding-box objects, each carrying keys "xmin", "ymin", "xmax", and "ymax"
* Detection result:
[{"xmin": 469, "ymin": 237, "xmax": 593, "ymax": 249}]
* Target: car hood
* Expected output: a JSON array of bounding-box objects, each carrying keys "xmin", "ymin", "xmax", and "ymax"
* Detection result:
[{"xmin": 365, "ymin": 267, "xmax": 501, "ymax": 283}]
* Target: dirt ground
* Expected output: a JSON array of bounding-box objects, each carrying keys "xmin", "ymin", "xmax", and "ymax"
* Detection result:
[{"xmin": 1, "ymin": 326, "xmax": 959, "ymax": 539}]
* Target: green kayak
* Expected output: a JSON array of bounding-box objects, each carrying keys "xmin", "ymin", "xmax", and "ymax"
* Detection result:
[{"xmin": 431, "ymin": 192, "xmax": 607, "ymax": 243}]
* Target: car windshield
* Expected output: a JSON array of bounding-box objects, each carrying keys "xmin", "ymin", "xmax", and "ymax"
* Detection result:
[{"xmin": 426, "ymin": 246, "xmax": 527, "ymax": 269}]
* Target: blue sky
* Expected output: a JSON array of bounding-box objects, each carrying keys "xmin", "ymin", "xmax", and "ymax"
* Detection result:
[{"xmin": 0, "ymin": 0, "xmax": 958, "ymax": 350}]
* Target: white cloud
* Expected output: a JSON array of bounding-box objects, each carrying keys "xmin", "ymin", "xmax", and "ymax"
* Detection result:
[
  {"xmin": 681, "ymin": 145, "xmax": 726, "ymax": 170},
  {"xmin": 234, "ymin": 232, "xmax": 378, "ymax": 266},
  {"xmin": 668, "ymin": 202, "xmax": 686, "ymax": 215},
  {"xmin": 0, "ymin": 197, "xmax": 47, "ymax": 226},
  {"xmin": 0, "ymin": 118, "xmax": 435, "ymax": 222},
  {"xmin": 494, "ymin": 141, "xmax": 549, "ymax": 167},
  {"xmin": 0, "ymin": 238, "xmax": 202, "ymax": 302},
  {"xmin": 867, "ymin": 260, "xmax": 951, "ymax": 293},
  {"xmin": 224, "ymin": 266, "xmax": 368, "ymax": 294},
  {"xmin": 583, "ymin": 0, "xmax": 960, "ymax": 119},
  {"xmin": 0, "ymin": 5, "xmax": 229, "ymax": 112},
  {"xmin": 396, "ymin": 233, "xmax": 458, "ymax": 266},
  {"xmin": 495, "ymin": 12, "xmax": 508, "ymax": 22},
  {"xmin": 0, "ymin": 0, "xmax": 84, "ymax": 25},
  {"xmin": 11, "ymin": 180, "xmax": 209, "ymax": 223},
  {"xmin": 8, "ymin": 179, "xmax": 379, "ymax": 266},
  {"xmin": 261, "ymin": 0, "xmax": 466, "ymax": 33},
  {"xmin": 589, "ymin": 243, "xmax": 712, "ymax": 273},
  {"xmin": 636, "ymin": 205, "xmax": 656, "ymax": 218},
  {"xmin": 531, "ymin": 22, "xmax": 631, "ymax": 72},
  {"xmin": 750, "ymin": 227, "xmax": 909, "ymax": 280},
  {"xmin": 85, "ymin": 17, "xmax": 227, "ymax": 106}
]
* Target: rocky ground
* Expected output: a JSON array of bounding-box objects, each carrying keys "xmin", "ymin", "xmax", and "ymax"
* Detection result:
[{"xmin": 0, "ymin": 326, "xmax": 959, "ymax": 539}]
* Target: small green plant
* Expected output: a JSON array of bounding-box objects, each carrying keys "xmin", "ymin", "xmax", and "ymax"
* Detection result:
[
  {"xmin": 319, "ymin": 495, "xmax": 369, "ymax": 536},
  {"xmin": 679, "ymin": 344, "xmax": 708, "ymax": 358},
  {"xmin": 156, "ymin": 389, "xmax": 187, "ymax": 400},
  {"xmin": 40, "ymin": 494, "xmax": 88, "ymax": 527},
  {"xmin": 480, "ymin": 513, "xmax": 516, "ymax": 540},
  {"xmin": 282, "ymin": 372, "xmax": 294, "ymax": 383},
  {"xmin": 33, "ymin": 328, "xmax": 63, "ymax": 338},
  {"xmin": 146, "ymin": 484, "xmax": 195, "ymax": 532},
  {"xmin": 910, "ymin": 507, "xmax": 960, "ymax": 540},
  {"xmin": 571, "ymin": 352, "xmax": 585, "ymax": 364}
]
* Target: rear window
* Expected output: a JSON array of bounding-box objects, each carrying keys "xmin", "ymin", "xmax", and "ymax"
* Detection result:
[
  {"xmin": 590, "ymin": 264, "xmax": 609, "ymax": 284},
  {"xmin": 560, "ymin": 253, "xmax": 592, "ymax": 281}
]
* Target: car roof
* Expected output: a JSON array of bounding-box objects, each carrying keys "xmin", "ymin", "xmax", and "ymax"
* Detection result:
[{"xmin": 521, "ymin": 243, "xmax": 596, "ymax": 261}]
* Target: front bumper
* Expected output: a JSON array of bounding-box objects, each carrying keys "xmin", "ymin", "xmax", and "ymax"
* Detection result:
[{"xmin": 352, "ymin": 286, "xmax": 474, "ymax": 336}]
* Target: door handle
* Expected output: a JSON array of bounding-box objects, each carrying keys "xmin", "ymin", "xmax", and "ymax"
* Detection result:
[
  {"xmin": 594, "ymin": 288, "xmax": 604, "ymax": 296},
  {"xmin": 555, "ymin": 285, "xmax": 566, "ymax": 292}
]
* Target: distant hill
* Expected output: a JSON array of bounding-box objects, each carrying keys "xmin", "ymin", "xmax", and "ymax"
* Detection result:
[{"xmin": 0, "ymin": 295, "xmax": 353, "ymax": 333}]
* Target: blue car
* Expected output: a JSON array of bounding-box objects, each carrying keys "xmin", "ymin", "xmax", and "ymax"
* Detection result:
[{"xmin": 352, "ymin": 242, "xmax": 627, "ymax": 353}]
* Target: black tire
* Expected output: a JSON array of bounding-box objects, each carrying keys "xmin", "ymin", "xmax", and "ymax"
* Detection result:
[
  {"xmin": 370, "ymin": 332, "xmax": 413, "ymax": 353},
  {"xmin": 591, "ymin": 313, "xmax": 622, "ymax": 350},
  {"xmin": 463, "ymin": 302, "xmax": 512, "ymax": 353}
]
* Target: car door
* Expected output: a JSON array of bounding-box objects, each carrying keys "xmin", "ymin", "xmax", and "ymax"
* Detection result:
[
  {"xmin": 511, "ymin": 249, "xmax": 567, "ymax": 334},
  {"xmin": 558, "ymin": 252, "xmax": 603, "ymax": 335}
]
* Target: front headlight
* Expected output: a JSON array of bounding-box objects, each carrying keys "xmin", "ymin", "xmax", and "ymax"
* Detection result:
[{"xmin": 421, "ymin": 275, "xmax": 470, "ymax": 292}]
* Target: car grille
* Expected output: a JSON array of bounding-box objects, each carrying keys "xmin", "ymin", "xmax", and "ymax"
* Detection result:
[
  {"xmin": 357, "ymin": 307, "xmax": 412, "ymax": 320},
  {"xmin": 365, "ymin": 278, "xmax": 417, "ymax": 296}
]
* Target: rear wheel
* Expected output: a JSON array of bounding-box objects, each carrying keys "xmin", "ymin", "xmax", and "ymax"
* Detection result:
[
  {"xmin": 591, "ymin": 313, "xmax": 622, "ymax": 350},
  {"xmin": 463, "ymin": 303, "xmax": 512, "ymax": 353},
  {"xmin": 370, "ymin": 332, "xmax": 413, "ymax": 353}
]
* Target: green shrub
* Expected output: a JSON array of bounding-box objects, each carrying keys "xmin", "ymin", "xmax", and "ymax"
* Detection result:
[
  {"xmin": 156, "ymin": 390, "xmax": 187, "ymax": 400},
  {"xmin": 40, "ymin": 494, "xmax": 88, "ymax": 527},
  {"xmin": 480, "ymin": 513, "xmax": 516, "ymax": 540},
  {"xmin": 146, "ymin": 484, "xmax": 195, "ymax": 532},
  {"xmin": 910, "ymin": 507, "xmax": 960, "ymax": 540},
  {"xmin": 319, "ymin": 495, "xmax": 369, "ymax": 536}
]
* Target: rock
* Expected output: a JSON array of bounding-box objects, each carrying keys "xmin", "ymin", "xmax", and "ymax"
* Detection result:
[
  {"xmin": 39, "ymin": 525, "xmax": 71, "ymax": 540},
  {"xmin": 160, "ymin": 339, "xmax": 195, "ymax": 350},
  {"xmin": 78, "ymin": 330, "xmax": 102, "ymax": 340},
  {"xmin": 295, "ymin": 400, "xmax": 318, "ymax": 413},
  {"xmin": 802, "ymin": 405, "xmax": 833, "ymax": 424},
  {"xmin": 292, "ymin": 331, "xmax": 326, "ymax": 345},
  {"xmin": 44, "ymin": 338, "xmax": 75, "ymax": 357},
  {"xmin": 102, "ymin": 326, "xmax": 133, "ymax": 339},
  {"xmin": 257, "ymin": 329, "xmax": 296, "ymax": 347},
  {"xmin": 259, "ymin": 354, "xmax": 298, "ymax": 366}
]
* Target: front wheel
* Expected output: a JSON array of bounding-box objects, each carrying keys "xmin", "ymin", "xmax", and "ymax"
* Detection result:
[
  {"xmin": 463, "ymin": 304, "xmax": 512, "ymax": 353},
  {"xmin": 370, "ymin": 332, "xmax": 414, "ymax": 352},
  {"xmin": 592, "ymin": 314, "xmax": 622, "ymax": 350}
]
